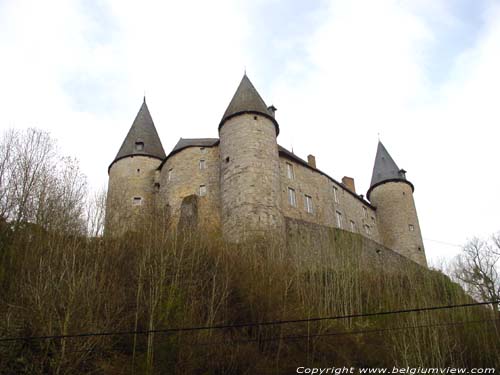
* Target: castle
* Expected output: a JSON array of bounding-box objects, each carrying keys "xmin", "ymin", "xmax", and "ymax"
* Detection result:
[{"xmin": 105, "ymin": 74, "xmax": 427, "ymax": 267}]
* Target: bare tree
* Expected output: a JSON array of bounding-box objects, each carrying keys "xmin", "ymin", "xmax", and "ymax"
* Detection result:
[
  {"xmin": 452, "ymin": 234, "xmax": 500, "ymax": 313},
  {"xmin": 0, "ymin": 128, "xmax": 87, "ymax": 234}
]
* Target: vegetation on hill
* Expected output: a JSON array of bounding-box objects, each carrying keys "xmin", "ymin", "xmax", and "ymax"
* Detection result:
[{"xmin": 0, "ymin": 129, "xmax": 498, "ymax": 373}]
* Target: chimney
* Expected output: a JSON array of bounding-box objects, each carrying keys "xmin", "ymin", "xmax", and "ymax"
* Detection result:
[
  {"xmin": 342, "ymin": 176, "xmax": 356, "ymax": 193},
  {"xmin": 307, "ymin": 154, "xmax": 316, "ymax": 169},
  {"xmin": 267, "ymin": 105, "xmax": 277, "ymax": 118}
]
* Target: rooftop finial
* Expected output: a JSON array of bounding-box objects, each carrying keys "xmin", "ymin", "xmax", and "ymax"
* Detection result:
[
  {"xmin": 244, "ymin": 66, "xmax": 247, "ymax": 76},
  {"xmin": 143, "ymin": 90, "xmax": 146, "ymax": 103}
]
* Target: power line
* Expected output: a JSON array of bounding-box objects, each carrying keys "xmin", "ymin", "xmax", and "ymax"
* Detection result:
[
  {"xmin": 59, "ymin": 318, "xmax": 500, "ymax": 355},
  {"xmin": 1, "ymin": 300, "xmax": 498, "ymax": 343}
]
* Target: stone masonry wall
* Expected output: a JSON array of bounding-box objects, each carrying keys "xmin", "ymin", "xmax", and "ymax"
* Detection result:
[
  {"xmin": 279, "ymin": 156, "xmax": 381, "ymax": 243},
  {"xmin": 106, "ymin": 156, "xmax": 161, "ymax": 235},
  {"xmin": 369, "ymin": 181, "xmax": 427, "ymax": 266},
  {"xmin": 159, "ymin": 146, "xmax": 221, "ymax": 231},
  {"xmin": 285, "ymin": 217, "xmax": 422, "ymax": 272},
  {"xmin": 219, "ymin": 114, "xmax": 283, "ymax": 242}
]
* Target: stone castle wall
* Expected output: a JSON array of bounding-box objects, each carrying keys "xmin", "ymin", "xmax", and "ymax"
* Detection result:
[
  {"xmin": 159, "ymin": 146, "xmax": 221, "ymax": 230},
  {"xmin": 219, "ymin": 114, "xmax": 284, "ymax": 242},
  {"xmin": 284, "ymin": 217, "xmax": 421, "ymax": 272},
  {"xmin": 279, "ymin": 156, "xmax": 382, "ymax": 243},
  {"xmin": 106, "ymin": 156, "xmax": 162, "ymax": 234},
  {"xmin": 369, "ymin": 181, "xmax": 426, "ymax": 266}
]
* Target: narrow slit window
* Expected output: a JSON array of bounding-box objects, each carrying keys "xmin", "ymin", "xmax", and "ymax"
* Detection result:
[
  {"xmin": 333, "ymin": 186, "xmax": 339, "ymax": 203},
  {"xmin": 350, "ymin": 220, "xmax": 356, "ymax": 232},
  {"xmin": 286, "ymin": 162, "xmax": 294, "ymax": 180},
  {"xmin": 364, "ymin": 224, "xmax": 371, "ymax": 235},
  {"xmin": 304, "ymin": 195, "xmax": 313, "ymax": 213},
  {"xmin": 336, "ymin": 211, "xmax": 343, "ymax": 228},
  {"xmin": 199, "ymin": 159, "xmax": 206, "ymax": 170},
  {"xmin": 409, "ymin": 224, "xmax": 415, "ymax": 232},
  {"xmin": 168, "ymin": 168, "xmax": 173, "ymax": 181},
  {"xmin": 200, "ymin": 147, "xmax": 206, "ymax": 154},
  {"xmin": 199, "ymin": 185, "xmax": 207, "ymax": 196},
  {"xmin": 288, "ymin": 187, "xmax": 297, "ymax": 207},
  {"xmin": 132, "ymin": 197, "xmax": 142, "ymax": 206}
]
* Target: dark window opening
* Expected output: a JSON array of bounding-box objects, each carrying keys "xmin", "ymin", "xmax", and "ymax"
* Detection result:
[
  {"xmin": 225, "ymin": 156, "xmax": 230, "ymax": 163},
  {"xmin": 253, "ymin": 116, "xmax": 258, "ymax": 120},
  {"xmin": 135, "ymin": 141, "xmax": 144, "ymax": 151}
]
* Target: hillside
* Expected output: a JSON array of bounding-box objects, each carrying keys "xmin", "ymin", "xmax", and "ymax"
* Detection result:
[{"xmin": 1, "ymin": 219, "xmax": 499, "ymax": 374}]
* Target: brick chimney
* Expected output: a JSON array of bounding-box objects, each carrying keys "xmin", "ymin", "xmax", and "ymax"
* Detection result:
[
  {"xmin": 307, "ymin": 154, "xmax": 316, "ymax": 168},
  {"xmin": 342, "ymin": 176, "xmax": 356, "ymax": 193}
]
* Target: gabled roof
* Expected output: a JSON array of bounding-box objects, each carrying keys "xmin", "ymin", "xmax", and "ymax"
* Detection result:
[
  {"xmin": 158, "ymin": 138, "xmax": 220, "ymax": 170},
  {"xmin": 219, "ymin": 74, "xmax": 279, "ymax": 134},
  {"xmin": 367, "ymin": 141, "xmax": 413, "ymax": 200},
  {"xmin": 109, "ymin": 99, "xmax": 166, "ymax": 170},
  {"xmin": 170, "ymin": 138, "xmax": 219, "ymax": 155}
]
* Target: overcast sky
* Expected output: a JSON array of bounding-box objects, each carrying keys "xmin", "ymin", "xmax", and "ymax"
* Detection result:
[{"xmin": 1, "ymin": 0, "xmax": 499, "ymax": 266}]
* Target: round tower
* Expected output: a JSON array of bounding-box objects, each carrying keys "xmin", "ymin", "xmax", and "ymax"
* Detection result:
[
  {"xmin": 218, "ymin": 74, "xmax": 284, "ymax": 242},
  {"xmin": 106, "ymin": 98, "xmax": 166, "ymax": 235},
  {"xmin": 367, "ymin": 141, "xmax": 427, "ymax": 267}
]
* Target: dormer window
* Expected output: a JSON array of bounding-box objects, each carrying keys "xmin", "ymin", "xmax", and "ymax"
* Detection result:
[{"xmin": 135, "ymin": 141, "xmax": 144, "ymax": 151}]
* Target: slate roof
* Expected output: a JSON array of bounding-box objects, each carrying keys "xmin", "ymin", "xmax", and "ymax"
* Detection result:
[
  {"xmin": 170, "ymin": 138, "xmax": 219, "ymax": 155},
  {"xmin": 110, "ymin": 99, "xmax": 166, "ymax": 170},
  {"xmin": 219, "ymin": 74, "xmax": 279, "ymax": 134},
  {"xmin": 367, "ymin": 141, "xmax": 412, "ymax": 200},
  {"xmin": 157, "ymin": 138, "xmax": 219, "ymax": 170}
]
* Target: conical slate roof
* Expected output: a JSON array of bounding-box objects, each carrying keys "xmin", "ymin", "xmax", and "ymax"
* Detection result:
[
  {"xmin": 367, "ymin": 141, "xmax": 412, "ymax": 199},
  {"xmin": 219, "ymin": 74, "xmax": 279, "ymax": 134},
  {"xmin": 110, "ymin": 99, "xmax": 166, "ymax": 170}
]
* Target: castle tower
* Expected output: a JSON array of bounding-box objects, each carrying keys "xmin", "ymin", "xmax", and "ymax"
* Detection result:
[
  {"xmin": 105, "ymin": 98, "xmax": 166, "ymax": 234},
  {"xmin": 218, "ymin": 74, "xmax": 284, "ymax": 242},
  {"xmin": 367, "ymin": 141, "xmax": 427, "ymax": 266}
]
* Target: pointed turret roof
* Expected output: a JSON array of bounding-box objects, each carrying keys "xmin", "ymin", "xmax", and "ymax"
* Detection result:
[
  {"xmin": 367, "ymin": 141, "xmax": 413, "ymax": 200},
  {"xmin": 219, "ymin": 74, "xmax": 279, "ymax": 134},
  {"xmin": 109, "ymin": 99, "xmax": 166, "ymax": 171}
]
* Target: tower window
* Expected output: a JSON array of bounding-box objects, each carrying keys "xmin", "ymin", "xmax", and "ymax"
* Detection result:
[
  {"xmin": 225, "ymin": 156, "xmax": 230, "ymax": 163},
  {"xmin": 136, "ymin": 168, "xmax": 140, "ymax": 175},
  {"xmin": 286, "ymin": 162, "xmax": 294, "ymax": 179},
  {"xmin": 304, "ymin": 195, "xmax": 313, "ymax": 213},
  {"xmin": 168, "ymin": 168, "xmax": 173, "ymax": 181},
  {"xmin": 409, "ymin": 224, "xmax": 415, "ymax": 232},
  {"xmin": 135, "ymin": 141, "xmax": 144, "ymax": 151},
  {"xmin": 364, "ymin": 224, "xmax": 371, "ymax": 235},
  {"xmin": 199, "ymin": 160, "xmax": 206, "ymax": 170},
  {"xmin": 362, "ymin": 206, "xmax": 368, "ymax": 218},
  {"xmin": 336, "ymin": 211, "xmax": 343, "ymax": 228},
  {"xmin": 288, "ymin": 187, "xmax": 297, "ymax": 207},
  {"xmin": 333, "ymin": 186, "xmax": 339, "ymax": 203},
  {"xmin": 132, "ymin": 197, "xmax": 143, "ymax": 206},
  {"xmin": 200, "ymin": 147, "xmax": 206, "ymax": 154},
  {"xmin": 199, "ymin": 185, "xmax": 207, "ymax": 196}
]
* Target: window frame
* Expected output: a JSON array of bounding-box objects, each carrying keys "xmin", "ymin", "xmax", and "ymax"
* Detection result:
[
  {"xmin": 288, "ymin": 187, "xmax": 297, "ymax": 207},
  {"xmin": 336, "ymin": 210, "xmax": 343, "ymax": 228},
  {"xmin": 304, "ymin": 194, "xmax": 313, "ymax": 213},
  {"xmin": 286, "ymin": 162, "xmax": 294, "ymax": 180},
  {"xmin": 199, "ymin": 184, "xmax": 207, "ymax": 197}
]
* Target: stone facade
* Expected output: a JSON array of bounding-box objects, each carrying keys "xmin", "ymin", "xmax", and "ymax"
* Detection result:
[
  {"xmin": 105, "ymin": 74, "xmax": 428, "ymax": 268},
  {"xmin": 278, "ymin": 155, "xmax": 382, "ymax": 244},
  {"xmin": 368, "ymin": 181, "xmax": 426, "ymax": 265},
  {"xmin": 159, "ymin": 145, "xmax": 221, "ymax": 230},
  {"xmin": 106, "ymin": 155, "xmax": 162, "ymax": 234},
  {"xmin": 219, "ymin": 114, "xmax": 283, "ymax": 242}
]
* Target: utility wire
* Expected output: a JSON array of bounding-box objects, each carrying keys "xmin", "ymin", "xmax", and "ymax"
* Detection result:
[
  {"xmin": 59, "ymin": 317, "xmax": 500, "ymax": 355},
  {"xmin": 1, "ymin": 300, "xmax": 498, "ymax": 343}
]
